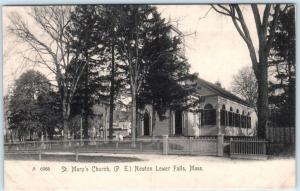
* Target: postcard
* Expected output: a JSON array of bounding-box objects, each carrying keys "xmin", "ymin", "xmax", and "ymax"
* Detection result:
[{"xmin": 3, "ymin": 4, "xmax": 295, "ymax": 190}]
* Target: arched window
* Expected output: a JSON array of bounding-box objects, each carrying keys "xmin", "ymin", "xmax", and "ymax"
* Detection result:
[
  {"xmin": 241, "ymin": 111, "xmax": 246, "ymax": 128},
  {"xmin": 204, "ymin": 104, "xmax": 213, "ymax": 109},
  {"xmin": 143, "ymin": 111, "xmax": 150, "ymax": 136},
  {"xmin": 221, "ymin": 104, "xmax": 226, "ymax": 126},
  {"xmin": 235, "ymin": 109, "xmax": 241, "ymax": 127},
  {"xmin": 228, "ymin": 107, "xmax": 233, "ymax": 126},
  {"xmin": 246, "ymin": 112, "xmax": 251, "ymax": 129},
  {"xmin": 228, "ymin": 107, "xmax": 235, "ymax": 127},
  {"xmin": 202, "ymin": 104, "xmax": 216, "ymax": 125}
]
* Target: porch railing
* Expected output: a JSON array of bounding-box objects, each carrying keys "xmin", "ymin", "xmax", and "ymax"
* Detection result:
[
  {"xmin": 230, "ymin": 137, "xmax": 267, "ymax": 160},
  {"xmin": 168, "ymin": 136, "xmax": 218, "ymax": 156}
]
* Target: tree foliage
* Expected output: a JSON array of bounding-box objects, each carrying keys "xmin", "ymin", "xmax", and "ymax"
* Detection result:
[
  {"xmin": 268, "ymin": 5, "xmax": 295, "ymax": 126},
  {"xmin": 67, "ymin": 5, "xmax": 128, "ymax": 139},
  {"xmin": 137, "ymin": 22, "xmax": 198, "ymax": 119},
  {"xmin": 67, "ymin": 5, "xmax": 108, "ymax": 138},
  {"xmin": 8, "ymin": 70, "xmax": 61, "ymax": 141},
  {"xmin": 8, "ymin": 6, "xmax": 89, "ymax": 140},
  {"xmin": 109, "ymin": 5, "xmax": 198, "ymax": 144}
]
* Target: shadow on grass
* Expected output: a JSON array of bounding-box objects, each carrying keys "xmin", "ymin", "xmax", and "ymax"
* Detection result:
[{"xmin": 5, "ymin": 154, "xmax": 144, "ymax": 163}]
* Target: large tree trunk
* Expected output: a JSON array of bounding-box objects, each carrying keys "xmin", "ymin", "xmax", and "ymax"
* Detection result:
[
  {"xmin": 83, "ymin": 49, "xmax": 90, "ymax": 140},
  {"xmin": 109, "ymin": 43, "xmax": 115, "ymax": 139},
  {"xmin": 210, "ymin": 4, "xmax": 281, "ymax": 139},
  {"xmin": 29, "ymin": 131, "xmax": 32, "ymax": 141},
  {"xmin": 131, "ymin": 90, "xmax": 137, "ymax": 148},
  {"xmin": 83, "ymin": 65, "xmax": 89, "ymax": 140},
  {"xmin": 63, "ymin": 118, "xmax": 68, "ymax": 140},
  {"xmin": 48, "ymin": 131, "xmax": 54, "ymax": 140},
  {"xmin": 152, "ymin": 106, "xmax": 156, "ymax": 137},
  {"xmin": 255, "ymin": 61, "xmax": 269, "ymax": 139},
  {"xmin": 62, "ymin": 99, "xmax": 70, "ymax": 142}
]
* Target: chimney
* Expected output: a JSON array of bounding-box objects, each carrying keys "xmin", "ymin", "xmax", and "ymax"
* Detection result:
[{"xmin": 215, "ymin": 81, "xmax": 222, "ymax": 88}]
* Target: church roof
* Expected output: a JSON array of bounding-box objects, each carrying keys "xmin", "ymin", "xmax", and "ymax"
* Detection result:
[{"xmin": 195, "ymin": 77, "xmax": 252, "ymax": 107}]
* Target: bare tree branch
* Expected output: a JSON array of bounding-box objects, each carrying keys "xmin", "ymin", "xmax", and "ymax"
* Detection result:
[
  {"xmin": 8, "ymin": 6, "xmax": 87, "ymax": 140},
  {"xmin": 261, "ymin": 4, "xmax": 271, "ymax": 37},
  {"xmin": 211, "ymin": 4, "xmax": 240, "ymax": 21},
  {"xmin": 233, "ymin": 5, "xmax": 258, "ymax": 71},
  {"xmin": 251, "ymin": 4, "xmax": 262, "ymax": 40}
]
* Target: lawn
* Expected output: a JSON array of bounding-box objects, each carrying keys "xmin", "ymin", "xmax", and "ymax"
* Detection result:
[{"xmin": 5, "ymin": 153, "xmax": 143, "ymax": 163}]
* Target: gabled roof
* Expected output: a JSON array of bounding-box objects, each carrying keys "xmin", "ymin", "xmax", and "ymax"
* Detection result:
[{"xmin": 195, "ymin": 77, "xmax": 252, "ymax": 107}]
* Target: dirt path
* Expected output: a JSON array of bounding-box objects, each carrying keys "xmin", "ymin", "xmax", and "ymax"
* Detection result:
[{"xmin": 4, "ymin": 153, "xmax": 295, "ymax": 190}]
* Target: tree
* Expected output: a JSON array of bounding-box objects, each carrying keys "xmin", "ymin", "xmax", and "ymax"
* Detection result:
[
  {"xmin": 268, "ymin": 5, "xmax": 295, "ymax": 126},
  {"xmin": 4, "ymin": 95, "xmax": 10, "ymax": 142},
  {"xmin": 212, "ymin": 4, "xmax": 282, "ymax": 138},
  {"xmin": 36, "ymin": 90, "xmax": 62, "ymax": 140},
  {"xmin": 8, "ymin": 6, "xmax": 92, "ymax": 141},
  {"xmin": 67, "ymin": 5, "xmax": 128, "ymax": 139},
  {"xmin": 138, "ymin": 23, "xmax": 198, "ymax": 122},
  {"xmin": 114, "ymin": 5, "xmax": 195, "ymax": 146},
  {"xmin": 8, "ymin": 70, "xmax": 60, "ymax": 141},
  {"xmin": 67, "ymin": 5, "xmax": 109, "ymax": 139},
  {"xmin": 231, "ymin": 66, "xmax": 258, "ymax": 113},
  {"xmin": 100, "ymin": 5, "xmax": 129, "ymax": 139}
]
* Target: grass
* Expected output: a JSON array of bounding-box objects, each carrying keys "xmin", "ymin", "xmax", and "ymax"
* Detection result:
[{"xmin": 5, "ymin": 153, "xmax": 144, "ymax": 163}]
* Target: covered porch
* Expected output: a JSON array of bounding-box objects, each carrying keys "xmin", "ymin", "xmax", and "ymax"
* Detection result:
[{"xmin": 137, "ymin": 95, "xmax": 257, "ymax": 137}]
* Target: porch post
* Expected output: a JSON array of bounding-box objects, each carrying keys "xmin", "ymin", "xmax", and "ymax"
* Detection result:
[
  {"xmin": 171, "ymin": 111, "xmax": 175, "ymax": 135},
  {"xmin": 216, "ymin": 102, "xmax": 221, "ymax": 134},
  {"xmin": 181, "ymin": 111, "xmax": 185, "ymax": 134},
  {"xmin": 140, "ymin": 113, "xmax": 144, "ymax": 137},
  {"xmin": 216, "ymin": 98, "xmax": 224, "ymax": 157},
  {"xmin": 162, "ymin": 135, "xmax": 168, "ymax": 155},
  {"xmin": 149, "ymin": 109, "xmax": 153, "ymax": 136},
  {"xmin": 217, "ymin": 134, "xmax": 224, "ymax": 156},
  {"xmin": 198, "ymin": 111, "xmax": 201, "ymax": 136},
  {"xmin": 169, "ymin": 110, "xmax": 172, "ymax": 135}
]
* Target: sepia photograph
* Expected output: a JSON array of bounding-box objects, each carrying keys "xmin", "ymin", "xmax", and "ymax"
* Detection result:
[{"xmin": 3, "ymin": 4, "xmax": 296, "ymax": 190}]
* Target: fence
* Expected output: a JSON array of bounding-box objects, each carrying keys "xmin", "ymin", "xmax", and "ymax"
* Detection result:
[
  {"xmin": 230, "ymin": 137, "xmax": 267, "ymax": 160},
  {"xmin": 266, "ymin": 126, "xmax": 295, "ymax": 144},
  {"xmin": 4, "ymin": 138, "xmax": 163, "ymax": 154},
  {"xmin": 5, "ymin": 135, "xmax": 222, "ymax": 157},
  {"xmin": 168, "ymin": 137, "xmax": 218, "ymax": 156}
]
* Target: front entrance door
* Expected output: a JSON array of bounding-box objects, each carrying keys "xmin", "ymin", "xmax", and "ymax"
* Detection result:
[
  {"xmin": 175, "ymin": 110, "xmax": 182, "ymax": 135},
  {"xmin": 143, "ymin": 112, "xmax": 150, "ymax": 136}
]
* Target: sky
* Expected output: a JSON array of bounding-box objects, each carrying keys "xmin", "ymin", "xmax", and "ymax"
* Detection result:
[
  {"xmin": 3, "ymin": 5, "xmax": 259, "ymax": 95},
  {"xmin": 157, "ymin": 5, "xmax": 258, "ymax": 88}
]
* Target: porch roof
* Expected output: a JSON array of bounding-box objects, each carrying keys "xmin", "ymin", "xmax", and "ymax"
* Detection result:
[{"xmin": 195, "ymin": 78, "xmax": 252, "ymax": 107}]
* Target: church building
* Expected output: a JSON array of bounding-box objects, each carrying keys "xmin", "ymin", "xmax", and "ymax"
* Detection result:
[{"xmin": 137, "ymin": 77, "xmax": 257, "ymax": 137}]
